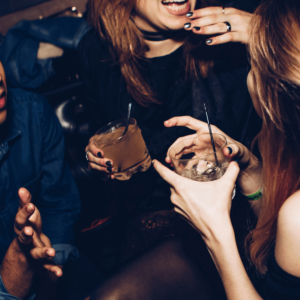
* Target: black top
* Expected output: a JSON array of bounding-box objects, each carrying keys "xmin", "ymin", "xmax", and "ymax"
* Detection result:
[
  {"xmin": 258, "ymin": 253, "xmax": 300, "ymax": 300},
  {"xmin": 78, "ymin": 29, "xmax": 260, "ymax": 209}
]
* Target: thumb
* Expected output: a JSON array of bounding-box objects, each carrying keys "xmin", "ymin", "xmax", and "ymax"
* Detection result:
[
  {"xmin": 18, "ymin": 188, "xmax": 32, "ymax": 209},
  {"xmin": 221, "ymin": 161, "xmax": 240, "ymax": 186},
  {"xmin": 153, "ymin": 160, "xmax": 180, "ymax": 187}
]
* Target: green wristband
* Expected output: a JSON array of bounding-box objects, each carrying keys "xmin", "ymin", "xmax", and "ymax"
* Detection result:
[{"xmin": 243, "ymin": 188, "xmax": 263, "ymax": 201}]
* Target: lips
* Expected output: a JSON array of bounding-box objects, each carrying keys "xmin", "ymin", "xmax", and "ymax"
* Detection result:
[
  {"xmin": 161, "ymin": 0, "xmax": 190, "ymax": 16},
  {"xmin": 0, "ymin": 90, "xmax": 6, "ymax": 110}
]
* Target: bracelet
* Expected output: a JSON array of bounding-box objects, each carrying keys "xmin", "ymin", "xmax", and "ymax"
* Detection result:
[{"xmin": 242, "ymin": 188, "xmax": 263, "ymax": 201}]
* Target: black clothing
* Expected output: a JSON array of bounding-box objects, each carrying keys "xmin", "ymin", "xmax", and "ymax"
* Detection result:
[
  {"xmin": 261, "ymin": 253, "xmax": 300, "ymax": 300},
  {"xmin": 78, "ymin": 29, "xmax": 259, "ymax": 210},
  {"xmin": 90, "ymin": 197, "xmax": 300, "ymax": 300}
]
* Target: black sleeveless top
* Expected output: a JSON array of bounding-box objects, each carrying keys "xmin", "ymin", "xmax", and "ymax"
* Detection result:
[{"xmin": 258, "ymin": 253, "xmax": 300, "ymax": 300}]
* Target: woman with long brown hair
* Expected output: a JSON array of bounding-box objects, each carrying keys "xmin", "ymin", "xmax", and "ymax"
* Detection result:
[
  {"xmin": 80, "ymin": 0, "xmax": 257, "ymax": 220},
  {"xmin": 150, "ymin": 0, "xmax": 300, "ymax": 299}
]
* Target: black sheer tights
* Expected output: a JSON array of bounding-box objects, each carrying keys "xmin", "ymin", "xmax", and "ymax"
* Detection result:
[{"xmin": 90, "ymin": 236, "xmax": 227, "ymax": 300}]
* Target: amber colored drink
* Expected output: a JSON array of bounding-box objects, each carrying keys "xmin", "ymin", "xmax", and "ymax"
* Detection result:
[{"xmin": 94, "ymin": 118, "xmax": 151, "ymax": 180}]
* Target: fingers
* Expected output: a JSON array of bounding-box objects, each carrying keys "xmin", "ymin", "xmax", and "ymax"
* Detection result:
[
  {"xmin": 153, "ymin": 160, "xmax": 180, "ymax": 187},
  {"xmin": 18, "ymin": 226, "xmax": 33, "ymax": 245},
  {"xmin": 222, "ymin": 161, "xmax": 240, "ymax": 187},
  {"xmin": 28, "ymin": 207, "xmax": 43, "ymax": 234},
  {"xmin": 86, "ymin": 150, "xmax": 115, "ymax": 173},
  {"xmin": 164, "ymin": 116, "xmax": 208, "ymax": 132},
  {"xmin": 85, "ymin": 139, "xmax": 104, "ymax": 158},
  {"xmin": 30, "ymin": 246, "xmax": 55, "ymax": 260},
  {"xmin": 18, "ymin": 188, "xmax": 32, "ymax": 209},
  {"xmin": 187, "ymin": 6, "xmax": 224, "ymax": 18},
  {"xmin": 224, "ymin": 143, "xmax": 253, "ymax": 169},
  {"xmin": 14, "ymin": 203, "xmax": 35, "ymax": 232},
  {"xmin": 205, "ymin": 32, "xmax": 249, "ymax": 45},
  {"xmin": 44, "ymin": 264, "xmax": 63, "ymax": 277}
]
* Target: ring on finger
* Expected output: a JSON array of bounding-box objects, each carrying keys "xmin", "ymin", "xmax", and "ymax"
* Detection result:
[
  {"xmin": 224, "ymin": 21, "xmax": 231, "ymax": 32},
  {"xmin": 222, "ymin": 6, "xmax": 225, "ymax": 14},
  {"xmin": 85, "ymin": 150, "xmax": 90, "ymax": 161}
]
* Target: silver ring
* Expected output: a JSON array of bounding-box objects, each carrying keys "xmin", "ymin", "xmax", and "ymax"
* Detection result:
[
  {"xmin": 85, "ymin": 150, "xmax": 90, "ymax": 161},
  {"xmin": 222, "ymin": 6, "xmax": 225, "ymax": 14},
  {"xmin": 224, "ymin": 21, "xmax": 231, "ymax": 32}
]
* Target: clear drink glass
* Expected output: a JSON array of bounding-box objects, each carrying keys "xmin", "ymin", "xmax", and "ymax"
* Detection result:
[
  {"xmin": 93, "ymin": 118, "xmax": 151, "ymax": 180},
  {"xmin": 169, "ymin": 133, "xmax": 235, "ymax": 198}
]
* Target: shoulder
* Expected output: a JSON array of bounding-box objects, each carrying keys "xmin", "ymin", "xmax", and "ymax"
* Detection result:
[
  {"xmin": 9, "ymin": 87, "xmax": 62, "ymax": 134},
  {"xmin": 275, "ymin": 190, "xmax": 300, "ymax": 277}
]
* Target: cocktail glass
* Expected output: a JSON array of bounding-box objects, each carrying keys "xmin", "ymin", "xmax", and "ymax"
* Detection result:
[
  {"xmin": 93, "ymin": 118, "xmax": 151, "ymax": 180},
  {"xmin": 169, "ymin": 133, "xmax": 235, "ymax": 197}
]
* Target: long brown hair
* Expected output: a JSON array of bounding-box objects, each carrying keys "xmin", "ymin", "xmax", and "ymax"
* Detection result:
[
  {"xmin": 89, "ymin": 0, "xmax": 221, "ymax": 106},
  {"xmin": 246, "ymin": 0, "xmax": 300, "ymax": 274}
]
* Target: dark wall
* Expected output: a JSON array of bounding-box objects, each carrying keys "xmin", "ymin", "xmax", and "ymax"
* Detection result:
[{"xmin": 0, "ymin": 0, "xmax": 51, "ymax": 17}]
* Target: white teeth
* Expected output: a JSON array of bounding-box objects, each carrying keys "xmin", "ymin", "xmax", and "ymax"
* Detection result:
[{"xmin": 165, "ymin": 2, "xmax": 187, "ymax": 11}]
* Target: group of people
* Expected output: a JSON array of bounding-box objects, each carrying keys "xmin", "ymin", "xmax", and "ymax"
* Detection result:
[{"xmin": 1, "ymin": 0, "xmax": 300, "ymax": 299}]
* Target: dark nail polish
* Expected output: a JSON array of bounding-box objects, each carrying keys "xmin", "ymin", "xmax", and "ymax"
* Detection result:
[
  {"xmin": 184, "ymin": 23, "xmax": 191, "ymax": 29},
  {"xmin": 206, "ymin": 39, "xmax": 213, "ymax": 44},
  {"xmin": 186, "ymin": 12, "xmax": 193, "ymax": 17},
  {"xmin": 97, "ymin": 152, "xmax": 102, "ymax": 158},
  {"xmin": 107, "ymin": 167, "xmax": 112, "ymax": 172},
  {"xmin": 193, "ymin": 26, "xmax": 200, "ymax": 31},
  {"xmin": 227, "ymin": 147, "xmax": 233, "ymax": 155},
  {"xmin": 106, "ymin": 161, "xmax": 112, "ymax": 167}
]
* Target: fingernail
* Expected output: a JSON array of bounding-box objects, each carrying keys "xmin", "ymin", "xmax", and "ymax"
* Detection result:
[
  {"xmin": 97, "ymin": 152, "xmax": 102, "ymax": 158},
  {"xmin": 184, "ymin": 23, "xmax": 191, "ymax": 29},
  {"xmin": 46, "ymin": 250, "xmax": 52, "ymax": 256},
  {"xmin": 27, "ymin": 204, "xmax": 34, "ymax": 212},
  {"xmin": 206, "ymin": 39, "xmax": 213, "ymax": 44},
  {"xmin": 106, "ymin": 161, "xmax": 112, "ymax": 167},
  {"xmin": 152, "ymin": 160, "xmax": 155, "ymax": 164},
  {"xmin": 193, "ymin": 26, "xmax": 200, "ymax": 31},
  {"xmin": 107, "ymin": 167, "xmax": 112, "ymax": 172},
  {"xmin": 227, "ymin": 146, "xmax": 233, "ymax": 155},
  {"xmin": 186, "ymin": 12, "xmax": 193, "ymax": 17}
]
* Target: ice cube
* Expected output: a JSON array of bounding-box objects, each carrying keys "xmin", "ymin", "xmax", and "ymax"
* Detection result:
[{"xmin": 181, "ymin": 169, "xmax": 192, "ymax": 179}]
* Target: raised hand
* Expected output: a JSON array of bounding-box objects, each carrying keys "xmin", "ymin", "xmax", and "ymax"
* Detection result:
[
  {"xmin": 153, "ymin": 159, "xmax": 239, "ymax": 241},
  {"xmin": 85, "ymin": 136, "xmax": 115, "ymax": 179},
  {"xmin": 15, "ymin": 188, "xmax": 62, "ymax": 277},
  {"xmin": 164, "ymin": 116, "xmax": 261, "ymax": 195},
  {"xmin": 184, "ymin": 6, "xmax": 252, "ymax": 45}
]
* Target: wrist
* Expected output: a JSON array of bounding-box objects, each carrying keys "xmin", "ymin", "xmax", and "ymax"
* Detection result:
[
  {"xmin": 203, "ymin": 215, "xmax": 235, "ymax": 248},
  {"xmin": 238, "ymin": 163, "xmax": 262, "ymax": 195}
]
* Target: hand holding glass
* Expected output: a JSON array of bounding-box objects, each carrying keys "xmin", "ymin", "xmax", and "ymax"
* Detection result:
[{"xmin": 169, "ymin": 133, "xmax": 230, "ymax": 182}]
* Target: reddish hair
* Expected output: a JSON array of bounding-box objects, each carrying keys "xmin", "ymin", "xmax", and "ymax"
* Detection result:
[
  {"xmin": 246, "ymin": 0, "xmax": 300, "ymax": 274},
  {"xmin": 88, "ymin": 0, "xmax": 221, "ymax": 106}
]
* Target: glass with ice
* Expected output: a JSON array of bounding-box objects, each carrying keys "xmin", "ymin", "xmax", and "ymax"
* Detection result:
[
  {"xmin": 169, "ymin": 133, "xmax": 230, "ymax": 182},
  {"xmin": 93, "ymin": 118, "xmax": 151, "ymax": 180}
]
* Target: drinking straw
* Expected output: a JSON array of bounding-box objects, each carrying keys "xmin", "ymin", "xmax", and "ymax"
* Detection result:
[{"xmin": 203, "ymin": 103, "xmax": 219, "ymax": 167}]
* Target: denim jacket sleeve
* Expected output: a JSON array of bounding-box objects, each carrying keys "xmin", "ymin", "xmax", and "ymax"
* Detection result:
[{"xmin": 35, "ymin": 94, "xmax": 81, "ymax": 248}]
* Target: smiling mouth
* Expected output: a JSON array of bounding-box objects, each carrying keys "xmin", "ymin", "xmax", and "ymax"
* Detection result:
[{"xmin": 161, "ymin": 0, "xmax": 189, "ymax": 11}]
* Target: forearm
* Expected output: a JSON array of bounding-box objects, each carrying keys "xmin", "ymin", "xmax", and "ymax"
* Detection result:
[
  {"xmin": 0, "ymin": 239, "xmax": 35, "ymax": 299},
  {"xmin": 206, "ymin": 226, "xmax": 262, "ymax": 300}
]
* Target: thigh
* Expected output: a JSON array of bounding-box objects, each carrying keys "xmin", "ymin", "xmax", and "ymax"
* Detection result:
[{"xmin": 90, "ymin": 237, "xmax": 226, "ymax": 300}]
